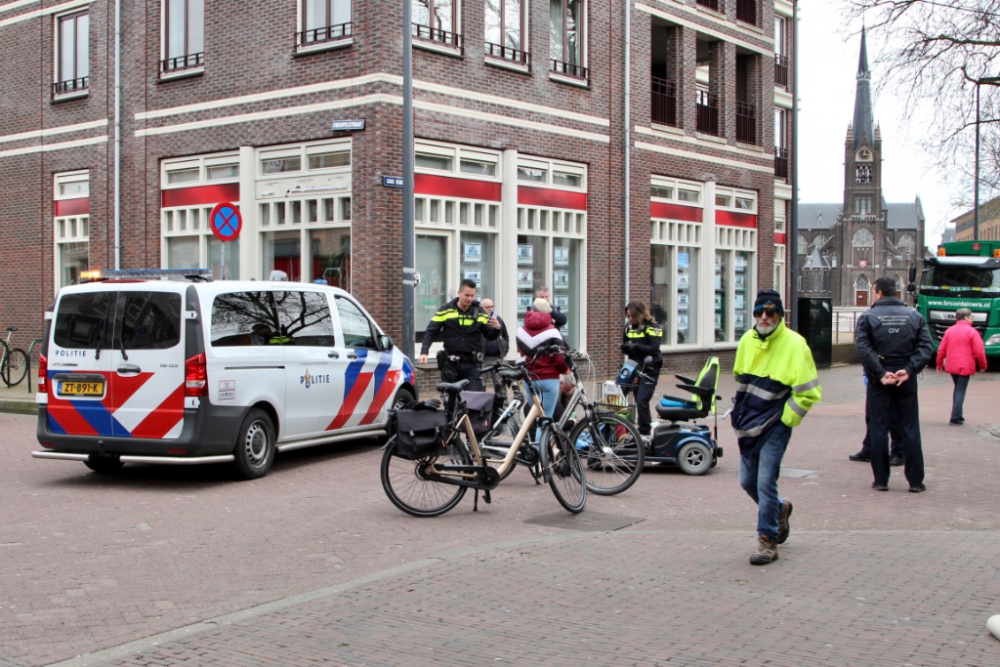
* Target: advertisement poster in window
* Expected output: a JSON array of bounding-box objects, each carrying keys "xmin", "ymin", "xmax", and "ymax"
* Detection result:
[
  {"xmin": 518, "ymin": 295, "xmax": 532, "ymax": 311},
  {"xmin": 678, "ymin": 252, "xmax": 690, "ymax": 269},
  {"xmin": 517, "ymin": 245, "xmax": 534, "ymax": 265},
  {"xmin": 464, "ymin": 269, "xmax": 481, "ymax": 283},
  {"xmin": 735, "ymin": 294, "xmax": 745, "ymax": 310},
  {"xmin": 517, "ymin": 270, "xmax": 534, "ymax": 288},
  {"xmin": 677, "ymin": 315, "xmax": 689, "ymax": 330},
  {"xmin": 735, "ymin": 255, "xmax": 747, "ymax": 270},
  {"xmin": 735, "ymin": 314, "xmax": 745, "ymax": 329},
  {"xmin": 554, "ymin": 295, "xmax": 569, "ymax": 310},
  {"xmin": 714, "ymin": 314, "xmax": 722, "ymax": 329},
  {"xmin": 678, "ymin": 273, "xmax": 689, "ymax": 288},
  {"xmin": 554, "ymin": 271, "xmax": 569, "ymax": 289},
  {"xmin": 714, "ymin": 294, "xmax": 722, "ymax": 309},
  {"xmin": 464, "ymin": 242, "xmax": 482, "ymax": 263},
  {"xmin": 735, "ymin": 274, "xmax": 745, "ymax": 289},
  {"xmin": 553, "ymin": 247, "xmax": 569, "ymax": 267},
  {"xmin": 678, "ymin": 293, "xmax": 689, "ymax": 311}
]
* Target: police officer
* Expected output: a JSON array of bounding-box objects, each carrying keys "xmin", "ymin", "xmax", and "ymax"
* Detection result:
[
  {"xmin": 418, "ymin": 279, "xmax": 501, "ymax": 392},
  {"xmin": 855, "ymin": 277, "xmax": 934, "ymax": 493},
  {"xmin": 621, "ymin": 300, "xmax": 663, "ymax": 438}
]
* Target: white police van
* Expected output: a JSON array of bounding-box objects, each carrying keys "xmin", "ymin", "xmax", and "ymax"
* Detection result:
[{"xmin": 33, "ymin": 270, "xmax": 416, "ymax": 478}]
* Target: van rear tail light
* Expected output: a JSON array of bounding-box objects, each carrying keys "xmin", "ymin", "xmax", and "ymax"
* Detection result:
[
  {"xmin": 38, "ymin": 354, "xmax": 47, "ymax": 393},
  {"xmin": 185, "ymin": 353, "xmax": 207, "ymax": 397}
]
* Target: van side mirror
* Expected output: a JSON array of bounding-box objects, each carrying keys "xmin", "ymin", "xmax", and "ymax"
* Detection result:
[
  {"xmin": 908, "ymin": 266, "xmax": 917, "ymax": 283},
  {"xmin": 379, "ymin": 334, "xmax": 394, "ymax": 351}
]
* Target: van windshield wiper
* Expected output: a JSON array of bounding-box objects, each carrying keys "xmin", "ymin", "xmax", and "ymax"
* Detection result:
[{"xmin": 119, "ymin": 337, "xmax": 128, "ymax": 362}]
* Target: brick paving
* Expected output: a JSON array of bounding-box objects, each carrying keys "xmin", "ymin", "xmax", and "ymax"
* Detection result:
[{"xmin": 0, "ymin": 365, "xmax": 998, "ymax": 666}]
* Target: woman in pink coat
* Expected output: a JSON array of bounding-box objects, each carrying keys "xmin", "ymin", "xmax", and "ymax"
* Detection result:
[{"xmin": 936, "ymin": 308, "xmax": 988, "ymax": 425}]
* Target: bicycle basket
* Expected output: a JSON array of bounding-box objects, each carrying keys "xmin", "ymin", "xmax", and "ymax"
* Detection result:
[
  {"xmin": 394, "ymin": 408, "xmax": 449, "ymax": 459},
  {"xmin": 460, "ymin": 391, "xmax": 495, "ymax": 439}
]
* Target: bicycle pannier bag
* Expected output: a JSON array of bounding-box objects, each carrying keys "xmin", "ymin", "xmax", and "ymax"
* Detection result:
[
  {"xmin": 394, "ymin": 408, "xmax": 449, "ymax": 458},
  {"xmin": 461, "ymin": 391, "xmax": 495, "ymax": 439}
]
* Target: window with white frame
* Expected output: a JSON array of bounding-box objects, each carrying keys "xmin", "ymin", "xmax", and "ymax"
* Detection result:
[
  {"xmin": 163, "ymin": 0, "xmax": 204, "ymax": 74},
  {"xmin": 713, "ymin": 187, "xmax": 757, "ymax": 343},
  {"xmin": 650, "ymin": 177, "xmax": 703, "ymax": 347},
  {"xmin": 162, "ymin": 153, "xmax": 241, "ymax": 279},
  {"xmin": 257, "ymin": 140, "xmax": 353, "ymax": 288},
  {"xmin": 485, "ymin": 0, "xmax": 527, "ymax": 64},
  {"xmin": 550, "ymin": 0, "xmax": 585, "ymax": 78},
  {"xmin": 413, "ymin": 0, "xmax": 461, "ymax": 48},
  {"xmin": 300, "ymin": 0, "xmax": 352, "ymax": 47},
  {"xmin": 54, "ymin": 10, "xmax": 89, "ymax": 97},
  {"xmin": 774, "ymin": 244, "xmax": 785, "ymax": 297},
  {"xmin": 516, "ymin": 156, "xmax": 587, "ymax": 348},
  {"xmin": 54, "ymin": 171, "xmax": 90, "ymax": 290},
  {"xmin": 414, "ymin": 141, "xmax": 502, "ymax": 346}
]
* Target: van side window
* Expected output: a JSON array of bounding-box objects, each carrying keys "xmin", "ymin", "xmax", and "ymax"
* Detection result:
[
  {"xmin": 274, "ymin": 291, "xmax": 336, "ymax": 346},
  {"xmin": 335, "ymin": 296, "xmax": 377, "ymax": 349},
  {"xmin": 211, "ymin": 292, "xmax": 280, "ymax": 346},
  {"xmin": 54, "ymin": 292, "xmax": 116, "ymax": 349},
  {"xmin": 117, "ymin": 292, "xmax": 182, "ymax": 350}
]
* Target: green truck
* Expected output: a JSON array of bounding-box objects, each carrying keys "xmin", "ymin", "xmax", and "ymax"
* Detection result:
[{"xmin": 911, "ymin": 241, "xmax": 1000, "ymax": 359}]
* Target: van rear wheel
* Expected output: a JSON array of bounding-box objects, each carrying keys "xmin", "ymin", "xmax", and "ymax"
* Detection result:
[{"xmin": 233, "ymin": 409, "xmax": 275, "ymax": 480}]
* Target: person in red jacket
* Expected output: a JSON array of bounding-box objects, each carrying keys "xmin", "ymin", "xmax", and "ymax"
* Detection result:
[
  {"xmin": 516, "ymin": 299, "xmax": 569, "ymax": 437},
  {"xmin": 936, "ymin": 308, "xmax": 987, "ymax": 425}
]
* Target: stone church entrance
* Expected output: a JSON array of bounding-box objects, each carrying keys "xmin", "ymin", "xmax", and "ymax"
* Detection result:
[{"xmin": 855, "ymin": 290, "xmax": 868, "ymax": 307}]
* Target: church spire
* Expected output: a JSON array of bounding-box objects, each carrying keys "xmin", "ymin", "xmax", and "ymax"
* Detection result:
[{"xmin": 852, "ymin": 26, "xmax": 875, "ymax": 149}]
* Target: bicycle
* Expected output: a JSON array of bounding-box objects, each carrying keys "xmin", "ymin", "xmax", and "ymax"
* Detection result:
[
  {"xmin": 380, "ymin": 354, "xmax": 586, "ymax": 517},
  {"xmin": 1, "ymin": 327, "xmax": 28, "ymax": 388},
  {"xmin": 478, "ymin": 351, "xmax": 645, "ymax": 496}
]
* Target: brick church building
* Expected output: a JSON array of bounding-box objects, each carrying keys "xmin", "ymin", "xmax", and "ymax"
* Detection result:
[
  {"xmin": 0, "ymin": 0, "xmax": 795, "ymax": 375},
  {"xmin": 798, "ymin": 28, "xmax": 925, "ymax": 308}
]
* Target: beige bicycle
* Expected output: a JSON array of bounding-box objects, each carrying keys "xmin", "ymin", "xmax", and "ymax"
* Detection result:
[{"xmin": 381, "ymin": 353, "xmax": 586, "ymax": 517}]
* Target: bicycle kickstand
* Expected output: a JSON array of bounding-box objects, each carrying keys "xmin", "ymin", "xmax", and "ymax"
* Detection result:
[{"xmin": 473, "ymin": 488, "xmax": 492, "ymax": 512}]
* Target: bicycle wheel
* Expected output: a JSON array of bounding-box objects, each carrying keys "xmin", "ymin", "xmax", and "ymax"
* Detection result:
[
  {"xmin": 381, "ymin": 437, "xmax": 471, "ymax": 517},
  {"xmin": 571, "ymin": 411, "xmax": 644, "ymax": 496},
  {"xmin": 541, "ymin": 427, "xmax": 586, "ymax": 513},
  {"xmin": 0, "ymin": 347, "xmax": 28, "ymax": 387}
]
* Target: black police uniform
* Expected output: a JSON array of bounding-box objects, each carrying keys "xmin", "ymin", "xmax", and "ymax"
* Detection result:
[
  {"xmin": 420, "ymin": 297, "xmax": 500, "ymax": 392},
  {"xmin": 622, "ymin": 321, "xmax": 664, "ymax": 436},
  {"xmin": 855, "ymin": 296, "xmax": 934, "ymax": 489}
]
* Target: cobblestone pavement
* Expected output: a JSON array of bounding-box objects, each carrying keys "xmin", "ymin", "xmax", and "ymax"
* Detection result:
[{"xmin": 1, "ymin": 365, "xmax": 998, "ymax": 666}]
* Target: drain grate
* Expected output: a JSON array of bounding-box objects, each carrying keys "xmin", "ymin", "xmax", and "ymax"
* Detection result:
[{"xmin": 525, "ymin": 511, "xmax": 645, "ymax": 532}]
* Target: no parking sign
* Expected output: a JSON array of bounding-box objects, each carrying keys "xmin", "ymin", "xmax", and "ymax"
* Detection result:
[{"xmin": 210, "ymin": 202, "xmax": 242, "ymax": 242}]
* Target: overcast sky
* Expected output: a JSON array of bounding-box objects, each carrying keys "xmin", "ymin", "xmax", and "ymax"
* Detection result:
[{"xmin": 797, "ymin": 1, "xmax": 959, "ymax": 248}]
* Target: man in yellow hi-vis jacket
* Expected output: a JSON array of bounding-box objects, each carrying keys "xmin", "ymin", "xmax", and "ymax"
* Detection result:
[{"xmin": 732, "ymin": 290, "xmax": 822, "ymax": 565}]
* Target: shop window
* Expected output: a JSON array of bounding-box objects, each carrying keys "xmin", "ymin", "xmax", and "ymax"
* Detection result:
[
  {"xmin": 416, "ymin": 234, "xmax": 449, "ymax": 345},
  {"xmin": 676, "ymin": 248, "xmax": 698, "ymax": 344},
  {"xmin": 416, "ymin": 154, "xmax": 453, "ymax": 171},
  {"xmin": 715, "ymin": 225, "xmax": 756, "ymax": 344}
]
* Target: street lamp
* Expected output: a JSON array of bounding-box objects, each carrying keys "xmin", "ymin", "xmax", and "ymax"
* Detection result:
[{"xmin": 974, "ymin": 75, "xmax": 1000, "ymax": 241}]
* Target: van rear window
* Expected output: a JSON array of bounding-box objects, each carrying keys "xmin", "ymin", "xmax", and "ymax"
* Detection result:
[
  {"xmin": 117, "ymin": 292, "xmax": 182, "ymax": 350},
  {"xmin": 54, "ymin": 292, "xmax": 115, "ymax": 349}
]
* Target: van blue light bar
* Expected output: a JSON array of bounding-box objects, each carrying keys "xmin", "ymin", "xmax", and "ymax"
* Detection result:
[{"xmin": 82, "ymin": 268, "xmax": 213, "ymax": 281}]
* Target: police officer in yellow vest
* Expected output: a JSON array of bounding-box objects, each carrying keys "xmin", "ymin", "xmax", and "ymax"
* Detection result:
[
  {"xmin": 621, "ymin": 301, "xmax": 663, "ymax": 438},
  {"xmin": 418, "ymin": 279, "xmax": 502, "ymax": 391}
]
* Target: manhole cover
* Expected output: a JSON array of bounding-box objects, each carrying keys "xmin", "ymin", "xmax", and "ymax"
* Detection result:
[
  {"xmin": 780, "ymin": 467, "xmax": 820, "ymax": 478},
  {"xmin": 525, "ymin": 511, "xmax": 644, "ymax": 532}
]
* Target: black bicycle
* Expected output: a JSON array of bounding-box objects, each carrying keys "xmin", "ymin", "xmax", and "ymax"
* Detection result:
[{"xmin": 1, "ymin": 327, "xmax": 28, "ymax": 388}]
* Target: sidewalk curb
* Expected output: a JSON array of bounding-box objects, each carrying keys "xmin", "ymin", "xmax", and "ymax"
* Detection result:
[{"xmin": 0, "ymin": 399, "xmax": 35, "ymax": 416}]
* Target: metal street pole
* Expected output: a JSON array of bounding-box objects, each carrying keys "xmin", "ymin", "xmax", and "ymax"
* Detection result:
[
  {"xmin": 788, "ymin": 0, "xmax": 799, "ymax": 330},
  {"xmin": 975, "ymin": 81, "xmax": 981, "ymax": 241},
  {"xmin": 402, "ymin": 0, "xmax": 416, "ymax": 360}
]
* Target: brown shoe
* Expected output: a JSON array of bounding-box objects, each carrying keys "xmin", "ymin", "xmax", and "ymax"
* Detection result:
[
  {"xmin": 777, "ymin": 500, "xmax": 793, "ymax": 544},
  {"xmin": 750, "ymin": 535, "xmax": 779, "ymax": 565}
]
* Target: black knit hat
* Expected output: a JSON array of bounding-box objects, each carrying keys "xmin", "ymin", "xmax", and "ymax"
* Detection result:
[{"xmin": 753, "ymin": 290, "xmax": 784, "ymax": 316}]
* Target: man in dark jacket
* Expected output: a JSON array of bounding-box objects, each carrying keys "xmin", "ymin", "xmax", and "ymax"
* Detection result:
[
  {"xmin": 535, "ymin": 287, "xmax": 567, "ymax": 328},
  {"xmin": 418, "ymin": 279, "xmax": 502, "ymax": 391},
  {"xmin": 855, "ymin": 277, "xmax": 934, "ymax": 493},
  {"xmin": 480, "ymin": 298, "xmax": 509, "ymax": 391}
]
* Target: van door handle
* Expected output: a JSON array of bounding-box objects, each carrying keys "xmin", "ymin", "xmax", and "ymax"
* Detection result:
[
  {"xmin": 117, "ymin": 364, "xmax": 142, "ymax": 375},
  {"xmin": 346, "ymin": 353, "xmax": 358, "ymax": 360},
  {"xmin": 328, "ymin": 351, "xmax": 340, "ymax": 359}
]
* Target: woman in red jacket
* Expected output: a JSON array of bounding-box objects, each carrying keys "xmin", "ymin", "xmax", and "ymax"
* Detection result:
[
  {"xmin": 936, "ymin": 308, "xmax": 988, "ymax": 425},
  {"xmin": 516, "ymin": 299, "xmax": 569, "ymax": 438}
]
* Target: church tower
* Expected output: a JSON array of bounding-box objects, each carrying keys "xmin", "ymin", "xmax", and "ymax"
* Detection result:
[{"xmin": 840, "ymin": 27, "xmax": 884, "ymax": 306}]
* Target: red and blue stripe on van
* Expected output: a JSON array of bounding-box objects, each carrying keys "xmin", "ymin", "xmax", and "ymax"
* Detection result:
[{"xmin": 326, "ymin": 350, "xmax": 410, "ymax": 430}]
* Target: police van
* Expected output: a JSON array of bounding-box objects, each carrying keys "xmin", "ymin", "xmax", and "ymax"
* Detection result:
[{"xmin": 32, "ymin": 270, "xmax": 416, "ymax": 479}]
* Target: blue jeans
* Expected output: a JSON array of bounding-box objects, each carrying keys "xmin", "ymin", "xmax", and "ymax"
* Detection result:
[
  {"xmin": 739, "ymin": 421, "xmax": 792, "ymax": 542},
  {"xmin": 524, "ymin": 379, "xmax": 560, "ymax": 440},
  {"xmin": 950, "ymin": 374, "xmax": 970, "ymax": 422}
]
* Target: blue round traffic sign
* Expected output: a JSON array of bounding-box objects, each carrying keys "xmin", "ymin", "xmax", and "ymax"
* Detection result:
[{"xmin": 210, "ymin": 202, "xmax": 242, "ymax": 242}]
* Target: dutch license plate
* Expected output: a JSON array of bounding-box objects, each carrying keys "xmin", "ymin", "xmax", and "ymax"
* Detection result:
[{"xmin": 58, "ymin": 381, "xmax": 104, "ymax": 397}]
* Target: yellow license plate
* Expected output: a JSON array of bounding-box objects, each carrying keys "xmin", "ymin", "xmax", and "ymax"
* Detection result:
[{"xmin": 59, "ymin": 381, "xmax": 104, "ymax": 396}]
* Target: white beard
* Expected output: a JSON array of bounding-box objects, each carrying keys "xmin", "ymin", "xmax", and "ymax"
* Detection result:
[{"xmin": 755, "ymin": 321, "xmax": 778, "ymax": 336}]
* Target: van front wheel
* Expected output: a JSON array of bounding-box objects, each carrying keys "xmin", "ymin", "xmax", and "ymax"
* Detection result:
[{"xmin": 233, "ymin": 409, "xmax": 276, "ymax": 479}]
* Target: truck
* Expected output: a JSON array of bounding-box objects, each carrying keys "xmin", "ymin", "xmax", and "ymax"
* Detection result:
[{"xmin": 910, "ymin": 240, "xmax": 1000, "ymax": 360}]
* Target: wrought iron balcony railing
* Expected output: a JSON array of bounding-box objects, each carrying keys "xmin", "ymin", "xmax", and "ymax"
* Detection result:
[
  {"xmin": 736, "ymin": 100, "xmax": 756, "ymax": 144},
  {"xmin": 161, "ymin": 52, "xmax": 204, "ymax": 74},
  {"xmin": 297, "ymin": 22, "xmax": 353, "ymax": 47},
  {"xmin": 651, "ymin": 77, "xmax": 677, "ymax": 127}
]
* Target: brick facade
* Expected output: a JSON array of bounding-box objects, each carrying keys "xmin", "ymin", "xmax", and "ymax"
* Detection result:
[{"xmin": 0, "ymin": 0, "xmax": 794, "ymax": 379}]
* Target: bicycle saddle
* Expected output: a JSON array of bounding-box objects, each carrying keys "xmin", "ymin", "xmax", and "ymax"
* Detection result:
[
  {"xmin": 435, "ymin": 379, "xmax": 470, "ymax": 394},
  {"xmin": 4, "ymin": 327, "xmax": 16, "ymax": 332}
]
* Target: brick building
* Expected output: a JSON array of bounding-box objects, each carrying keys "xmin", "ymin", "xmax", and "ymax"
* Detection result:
[
  {"xmin": 0, "ymin": 0, "xmax": 795, "ymax": 376},
  {"xmin": 953, "ymin": 196, "xmax": 1000, "ymax": 242}
]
